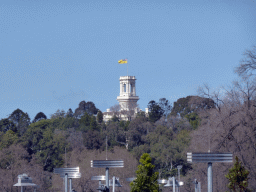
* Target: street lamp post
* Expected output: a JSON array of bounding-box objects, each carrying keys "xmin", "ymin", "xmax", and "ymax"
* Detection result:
[{"xmin": 177, "ymin": 165, "xmax": 183, "ymax": 192}]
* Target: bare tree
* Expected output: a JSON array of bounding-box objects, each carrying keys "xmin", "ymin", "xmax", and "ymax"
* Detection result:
[
  {"xmin": 120, "ymin": 103, "xmax": 139, "ymax": 121},
  {"xmin": 0, "ymin": 144, "xmax": 52, "ymax": 192},
  {"xmin": 59, "ymin": 146, "xmax": 138, "ymax": 192},
  {"xmin": 110, "ymin": 104, "xmax": 121, "ymax": 118},
  {"xmin": 234, "ymin": 46, "xmax": 256, "ymax": 78},
  {"xmin": 232, "ymin": 77, "xmax": 256, "ymax": 109},
  {"xmin": 188, "ymin": 78, "xmax": 256, "ymax": 191},
  {"xmin": 50, "ymin": 109, "xmax": 66, "ymax": 119},
  {"xmin": 197, "ymin": 83, "xmax": 224, "ymax": 112}
]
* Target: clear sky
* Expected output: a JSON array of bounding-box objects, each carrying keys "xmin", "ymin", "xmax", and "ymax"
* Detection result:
[{"xmin": 1, "ymin": 0, "xmax": 256, "ymax": 120}]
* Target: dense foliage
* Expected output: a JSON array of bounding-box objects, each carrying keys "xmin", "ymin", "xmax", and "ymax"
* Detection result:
[
  {"xmin": 130, "ymin": 153, "xmax": 159, "ymax": 192},
  {"xmin": 225, "ymin": 156, "xmax": 250, "ymax": 192}
]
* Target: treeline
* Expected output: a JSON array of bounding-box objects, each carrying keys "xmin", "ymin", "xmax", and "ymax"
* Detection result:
[{"xmin": 0, "ymin": 95, "xmax": 206, "ymax": 191}]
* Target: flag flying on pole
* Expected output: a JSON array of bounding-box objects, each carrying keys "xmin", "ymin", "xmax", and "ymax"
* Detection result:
[{"xmin": 118, "ymin": 59, "xmax": 127, "ymax": 64}]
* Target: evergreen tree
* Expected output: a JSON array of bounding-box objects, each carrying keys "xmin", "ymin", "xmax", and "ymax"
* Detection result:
[
  {"xmin": 79, "ymin": 112, "xmax": 91, "ymax": 127},
  {"xmin": 184, "ymin": 112, "xmax": 200, "ymax": 129},
  {"xmin": 148, "ymin": 100, "xmax": 164, "ymax": 123},
  {"xmin": 97, "ymin": 110, "xmax": 103, "ymax": 123},
  {"xmin": 0, "ymin": 118, "xmax": 17, "ymax": 133},
  {"xmin": 8, "ymin": 108, "xmax": 30, "ymax": 135},
  {"xmin": 89, "ymin": 116, "xmax": 98, "ymax": 131},
  {"xmin": 32, "ymin": 112, "xmax": 47, "ymax": 123},
  {"xmin": 130, "ymin": 153, "xmax": 159, "ymax": 192},
  {"xmin": 225, "ymin": 156, "xmax": 250, "ymax": 192},
  {"xmin": 66, "ymin": 108, "xmax": 74, "ymax": 118}
]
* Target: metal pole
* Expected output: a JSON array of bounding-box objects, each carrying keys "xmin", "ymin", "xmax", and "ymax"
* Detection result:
[
  {"xmin": 208, "ymin": 162, "xmax": 212, "ymax": 192},
  {"xmin": 21, "ymin": 186, "xmax": 24, "ymax": 192},
  {"xmin": 69, "ymin": 178, "xmax": 72, "ymax": 192},
  {"xmin": 173, "ymin": 177, "xmax": 175, "ymax": 192},
  {"xmin": 99, "ymin": 180, "xmax": 102, "ymax": 192},
  {"xmin": 178, "ymin": 169, "xmax": 180, "ymax": 192},
  {"xmin": 196, "ymin": 183, "xmax": 198, "ymax": 192},
  {"xmin": 106, "ymin": 136, "xmax": 108, "ymax": 160},
  {"xmin": 106, "ymin": 168, "xmax": 109, "ymax": 189},
  {"xmin": 65, "ymin": 173, "xmax": 68, "ymax": 192},
  {"xmin": 113, "ymin": 176, "xmax": 115, "ymax": 192},
  {"xmin": 194, "ymin": 179, "xmax": 198, "ymax": 192},
  {"xmin": 177, "ymin": 165, "xmax": 182, "ymax": 192},
  {"xmin": 198, "ymin": 182, "xmax": 201, "ymax": 192}
]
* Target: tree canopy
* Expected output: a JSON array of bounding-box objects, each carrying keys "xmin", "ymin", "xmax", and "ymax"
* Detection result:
[
  {"xmin": 32, "ymin": 112, "xmax": 47, "ymax": 123},
  {"xmin": 0, "ymin": 118, "xmax": 17, "ymax": 133},
  {"xmin": 148, "ymin": 100, "xmax": 164, "ymax": 123},
  {"xmin": 225, "ymin": 156, "xmax": 250, "ymax": 192},
  {"xmin": 170, "ymin": 95, "xmax": 215, "ymax": 118},
  {"xmin": 74, "ymin": 101, "xmax": 98, "ymax": 117},
  {"xmin": 8, "ymin": 108, "xmax": 30, "ymax": 135},
  {"xmin": 130, "ymin": 153, "xmax": 159, "ymax": 192}
]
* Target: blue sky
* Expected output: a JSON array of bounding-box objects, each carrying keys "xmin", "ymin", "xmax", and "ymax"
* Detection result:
[{"xmin": 0, "ymin": 0, "xmax": 256, "ymax": 120}]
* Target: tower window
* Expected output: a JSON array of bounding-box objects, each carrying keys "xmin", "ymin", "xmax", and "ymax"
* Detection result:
[{"xmin": 124, "ymin": 84, "xmax": 126, "ymax": 92}]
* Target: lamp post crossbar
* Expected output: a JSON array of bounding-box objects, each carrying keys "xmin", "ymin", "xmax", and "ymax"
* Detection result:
[
  {"xmin": 187, "ymin": 152, "xmax": 233, "ymax": 163},
  {"xmin": 91, "ymin": 160, "xmax": 124, "ymax": 168},
  {"xmin": 91, "ymin": 160, "xmax": 124, "ymax": 191},
  {"xmin": 54, "ymin": 167, "xmax": 79, "ymax": 173},
  {"xmin": 187, "ymin": 152, "xmax": 233, "ymax": 192},
  {"xmin": 54, "ymin": 167, "xmax": 81, "ymax": 192}
]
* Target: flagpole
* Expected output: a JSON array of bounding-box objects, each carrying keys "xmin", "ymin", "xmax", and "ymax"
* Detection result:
[{"xmin": 127, "ymin": 63, "xmax": 128, "ymax": 76}]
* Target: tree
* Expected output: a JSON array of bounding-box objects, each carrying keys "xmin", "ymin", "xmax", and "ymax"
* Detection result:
[
  {"xmin": 120, "ymin": 103, "xmax": 139, "ymax": 121},
  {"xmin": 66, "ymin": 108, "xmax": 74, "ymax": 118},
  {"xmin": 37, "ymin": 126, "xmax": 67, "ymax": 171},
  {"xmin": 231, "ymin": 77, "xmax": 256, "ymax": 110},
  {"xmin": 32, "ymin": 112, "xmax": 47, "ymax": 123},
  {"xmin": 111, "ymin": 115, "xmax": 119, "ymax": 122},
  {"xmin": 148, "ymin": 100, "xmax": 164, "ymax": 123},
  {"xmin": 23, "ymin": 119, "xmax": 51, "ymax": 155},
  {"xmin": 234, "ymin": 46, "xmax": 256, "ymax": 78},
  {"xmin": 59, "ymin": 116, "xmax": 79, "ymax": 130},
  {"xmin": 79, "ymin": 112, "xmax": 91, "ymax": 128},
  {"xmin": 8, "ymin": 108, "xmax": 30, "ymax": 135},
  {"xmin": 0, "ymin": 145, "xmax": 30, "ymax": 191},
  {"xmin": 130, "ymin": 153, "xmax": 159, "ymax": 192},
  {"xmin": 83, "ymin": 130, "xmax": 104, "ymax": 150},
  {"xmin": 0, "ymin": 118, "xmax": 17, "ymax": 133},
  {"xmin": 50, "ymin": 109, "xmax": 65, "ymax": 119},
  {"xmin": 97, "ymin": 110, "xmax": 103, "ymax": 123},
  {"xmin": 110, "ymin": 104, "xmax": 121, "ymax": 117},
  {"xmin": 158, "ymin": 98, "xmax": 172, "ymax": 119},
  {"xmin": 184, "ymin": 112, "xmax": 200, "ymax": 129},
  {"xmin": 188, "ymin": 78, "xmax": 256, "ymax": 190},
  {"xmin": 225, "ymin": 156, "xmax": 250, "ymax": 192},
  {"xmin": 74, "ymin": 101, "xmax": 98, "ymax": 117},
  {"xmin": 170, "ymin": 96, "xmax": 215, "ymax": 118},
  {"xmin": 127, "ymin": 117, "xmax": 152, "ymax": 150},
  {"xmin": 89, "ymin": 116, "xmax": 98, "ymax": 131},
  {"xmin": 0, "ymin": 130, "xmax": 19, "ymax": 149}
]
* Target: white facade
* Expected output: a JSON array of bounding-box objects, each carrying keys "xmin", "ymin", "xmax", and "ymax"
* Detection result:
[
  {"xmin": 103, "ymin": 76, "xmax": 140, "ymax": 121},
  {"xmin": 117, "ymin": 76, "xmax": 139, "ymax": 113}
]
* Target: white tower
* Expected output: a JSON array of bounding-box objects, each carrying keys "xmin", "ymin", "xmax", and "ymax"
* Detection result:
[{"xmin": 117, "ymin": 76, "xmax": 139, "ymax": 114}]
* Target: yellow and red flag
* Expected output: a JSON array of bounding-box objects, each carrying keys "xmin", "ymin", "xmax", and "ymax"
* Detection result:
[{"xmin": 118, "ymin": 59, "xmax": 128, "ymax": 64}]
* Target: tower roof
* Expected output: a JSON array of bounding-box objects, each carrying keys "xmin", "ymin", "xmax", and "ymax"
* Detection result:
[{"xmin": 119, "ymin": 76, "xmax": 136, "ymax": 80}]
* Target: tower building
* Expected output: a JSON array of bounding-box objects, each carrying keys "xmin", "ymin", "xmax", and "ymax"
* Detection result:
[
  {"xmin": 117, "ymin": 76, "xmax": 139, "ymax": 113},
  {"xmin": 103, "ymin": 76, "xmax": 140, "ymax": 121}
]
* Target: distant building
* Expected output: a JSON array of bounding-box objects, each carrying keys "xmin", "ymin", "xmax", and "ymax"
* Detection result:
[{"xmin": 103, "ymin": 76, "xmax": 148, "ymax": 121}]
